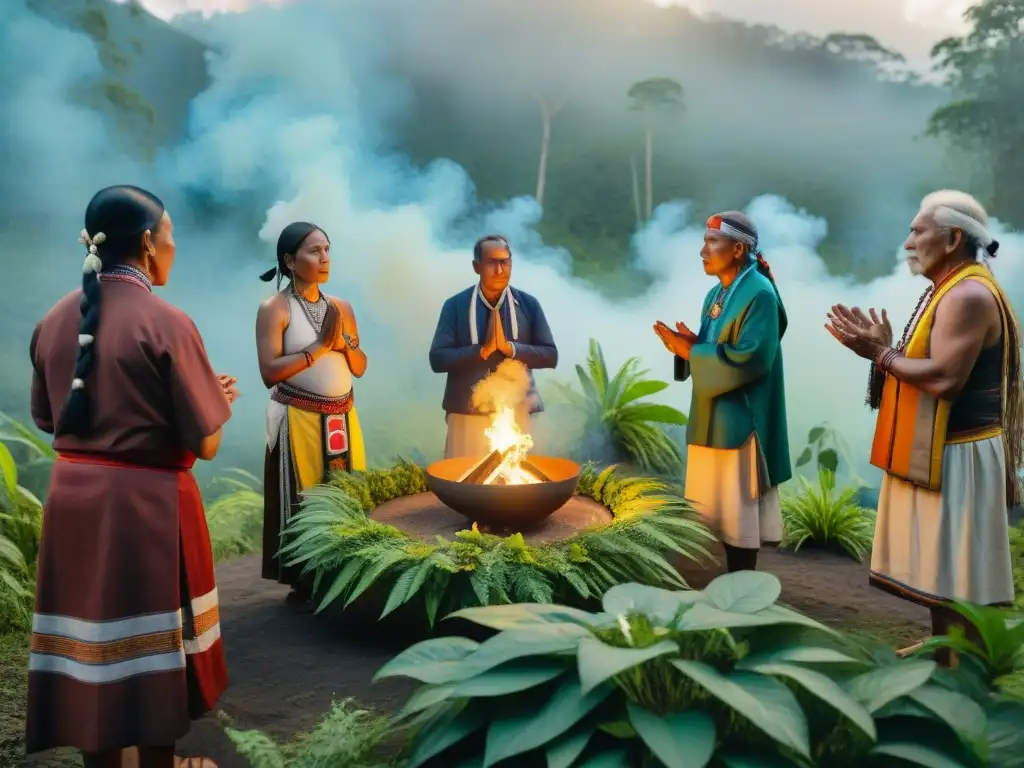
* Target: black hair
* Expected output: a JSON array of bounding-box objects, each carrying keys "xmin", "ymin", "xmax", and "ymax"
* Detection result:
[
  {"xmin": 57, "ymin": 185, "xmax": 165, "ymax": 438},
  {"xmin": 259, "ymin": 222, "xmax": 328, "ymax": 283},
  {"xmin": 473, "ymin": 234, "xmax": 510, "ymax": 262}
]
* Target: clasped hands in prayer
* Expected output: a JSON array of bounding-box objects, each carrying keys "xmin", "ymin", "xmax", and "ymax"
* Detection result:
[
  {"xmin": 824, "ymin": 304, "xmax": 893, "ymax": 360},
  {"xmin": 480, "ymin": 308, "xmax": 514, "ymax": 359},
  {"xmin": 653, "ymin": 319, "xmax": 697, "ymax": 358}
]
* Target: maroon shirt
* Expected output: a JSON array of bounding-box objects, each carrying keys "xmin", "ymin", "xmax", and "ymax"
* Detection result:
[{"xmin": 30, "ymin": 280, "xmax": 230, "ymax": 464}]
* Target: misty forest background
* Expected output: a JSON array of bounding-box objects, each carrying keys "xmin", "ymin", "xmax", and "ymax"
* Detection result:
[{"xmin": 3, "ymin": 0, "xmax": 1024, "ymax": 476}]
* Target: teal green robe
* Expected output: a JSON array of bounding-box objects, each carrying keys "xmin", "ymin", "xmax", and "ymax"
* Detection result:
[{"xmin": 674, "ymin": 264, "xmax": 792, "ymax": 488}]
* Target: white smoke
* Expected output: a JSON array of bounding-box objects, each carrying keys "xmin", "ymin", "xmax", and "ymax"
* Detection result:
[{"xmin": 5, "ymin": 0, "xmax": 1022, "ymax": 486}]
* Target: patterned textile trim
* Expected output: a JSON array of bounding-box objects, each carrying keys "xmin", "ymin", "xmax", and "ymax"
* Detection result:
[
  {"xmin": 29, "ymin": 610, "xmax": 185, "ymax": 684},
  {"xmin": 271, "ymin": 382, "xmax": 353, "ymax": 415},
  {"xmin": 946, "ymin": 425, "xmax": 1002, "ymax": 445},
  {"xmin": 181, "ymin": 587, "xmax": 221, "ymax": 656},
  {"xmin": 869, "ymin": 570, "xmax": 1013, "ymax": 609}
]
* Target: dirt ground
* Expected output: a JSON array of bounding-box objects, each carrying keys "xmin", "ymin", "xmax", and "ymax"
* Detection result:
[{"xmin": 14, "ymin": 547, "xmax": 930, "ymax": 767}]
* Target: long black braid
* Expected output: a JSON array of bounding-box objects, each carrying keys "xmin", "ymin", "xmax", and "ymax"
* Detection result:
[{"xmin": 56, "ymin": 185, "xmax": 165, "ymax": 438}]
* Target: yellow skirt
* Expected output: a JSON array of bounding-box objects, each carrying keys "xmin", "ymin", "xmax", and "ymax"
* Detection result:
[{"xmin": 287, "ymin": 405, "xmax": 366, "ymax": 492}]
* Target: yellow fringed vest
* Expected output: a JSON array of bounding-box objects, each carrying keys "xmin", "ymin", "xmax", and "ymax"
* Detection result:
[{"xmin": 870, "ymin": 263, "xmax": 1009, "ymax": 490}]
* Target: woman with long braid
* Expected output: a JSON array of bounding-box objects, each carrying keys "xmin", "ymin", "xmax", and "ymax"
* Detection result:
[{"xmin": 26, "ymin": 186, "xmax": 236, "ymax": 768}]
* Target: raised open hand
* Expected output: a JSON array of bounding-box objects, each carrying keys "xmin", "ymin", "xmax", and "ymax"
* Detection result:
[
  {"xmin": 216, "ymin": 374, "xmax": 240, "ymax": 404},
  {"xmin": 831, "ymin": 304, "xmax": 892, "ymax": 347},
  {"xmin": 653, "ymin": 321, "xmax": 691, "ymax": 357},
  {"xmin": 675, "ymin": 320, "xmax": 698, "ymax": 343},
  {"xmin": 825, "ymin": 306, "xmax": 882, "ymax": 360}
]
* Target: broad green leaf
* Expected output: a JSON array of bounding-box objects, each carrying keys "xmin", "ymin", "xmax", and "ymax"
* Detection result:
[
  {"xmin": 546, "ymin": 719, "xmax": 596, "ymax": 768},
  {"xmin": 453, "ymin": 660, "xmax": 568, "ymax": 697},
  {"xmin": 627, "ymin": 702, "xmax": 715, "ymax": 768},
  {"xmin": 620, "ymin": 403, "xmax": 689, "ymax": 425},
  {"xmin": 0, "ymin": 413, "xmax": 55, "ymax": 458},
  {"xmin": 744, "ymin": 662, "xmax": 876, "ymax": 740},
  {"xmin": 844, "ymin": 659, "xmax": 935, "ymax": 712},
  {"xmin": 408, "ymin": 702, "xmax": 489, "ymax": 768},
  {"xmin": 985, "ymin": 702, "xmax": 1024, "ymax": 768},
  {"xmin": 794, "ymin": 448, "xmax": 812, "ymax": 467},
  {"xmin": 374, "ymin": 636, "xmax": 480, "ymax": 684},
  {"xmin": 602, "ymin": 583, "xmax": 695, "ymax": 622},
  {"xmin": 620, "ymin": 379, "xmax": 669, "ymax": 406},
  {"xmin": 0, "ymin": 443, "xmax": 17, "ymax": 497},
  {"xmin": 483, "ymin": 679, "xmax": 613, "ymax": 766},
  {"xmin": 448, "ymin": 603, "xmax": 598, "ymax": 630},
  {"xmin": 455, "ymin": 623, "xmax": 592, "ymax": 680},
  {"xmin": 737, "ymin": 645, "xmax": 862, "ymax": 668},
  {"xmin": 676, "ymin": 602, "xmax": 829, "ymax": 633},
  {"xmin": 808, "ymin": 427, "xmax": 825, "ymax": 443},
  {"xmin": 395, "ymin": 684, "xmax": 456, "ymax": 721},
  {"xmin": 907, "ymin": 684, "xmax": 987, "ymax": 746},
  {"xmin": 870, "ymin": 740, "xmax": 972, "ymax": 768},
  {"xmin": 817, "ymin": 448, "xmax": 839, "ymax": 473},
  {"xmin": 577, "ymin": 637, "xmax": 679, "ymax": 695},
  {"xmin": 703, "ymin": 571, "xmax": 782, "ymax": 613},
  {"xmin": 672, "ymin": 661, "xmax": 810, "ymax": 757}
]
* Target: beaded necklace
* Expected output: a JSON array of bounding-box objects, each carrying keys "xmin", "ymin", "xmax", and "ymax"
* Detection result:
[
  {"xmin": 98, "ymin": 264, "xmax": 152, "ymax": 292},
  {"xmin": 866, "ymin": 261, "xmax": 972, "ymax": 408},
  {"xmin": 291, "ymin": 282, "xmax": 327, "ymax": 332}
]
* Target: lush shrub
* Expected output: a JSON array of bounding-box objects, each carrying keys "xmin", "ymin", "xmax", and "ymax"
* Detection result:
[
  {"xmin": 376, "ymin": 573, "xmax": 1024, "ymax": 767},
  {"xmin": 204, "ymin": 468, "xmax": 266, "ymax": 562},
  {"xmin": 223, "ymin": 698, "xmax": 401, "ymax": 768},
  {"xmin": 551, "ymin": 339, "xmax": 688, "ymax": 475},
  {"xmin": 781, "ymin": 470, "xmax": 876, "ymax": 561},
  {"xmin": 283, "ymin": 461, "xmax": 715, "ymax": 624}
]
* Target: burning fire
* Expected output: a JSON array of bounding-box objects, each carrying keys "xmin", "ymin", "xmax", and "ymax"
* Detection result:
[{"xmin": 484, "ymin": 407, "xmax": 540, "ymax": 485}]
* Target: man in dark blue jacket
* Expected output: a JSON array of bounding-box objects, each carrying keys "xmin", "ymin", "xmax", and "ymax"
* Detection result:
[{"xmin": 429, "ymin": 235, "xmax": 558, "ymax": 457}]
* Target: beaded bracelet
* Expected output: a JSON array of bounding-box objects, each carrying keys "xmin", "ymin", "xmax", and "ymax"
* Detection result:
[{"xmin": 875, "ymin": 346, "xmax": 899, "ymax": 374}]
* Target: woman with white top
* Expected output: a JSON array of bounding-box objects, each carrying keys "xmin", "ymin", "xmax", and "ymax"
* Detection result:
[{"xmin": 255, "ymin": 222, "xmax": 367, "ymax": 608}]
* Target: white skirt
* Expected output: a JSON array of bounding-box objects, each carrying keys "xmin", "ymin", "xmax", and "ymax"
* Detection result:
[
  {"xmin": 684, "ymin": 434, "xmax": 782, "ymax": 549},
  {"xmin": 870, "ymin": 435, "xmax": 1015, "ymax": 606},
  {"xmin": 444, "ymin": 409, "xmax": 531, "ymax": 459}
]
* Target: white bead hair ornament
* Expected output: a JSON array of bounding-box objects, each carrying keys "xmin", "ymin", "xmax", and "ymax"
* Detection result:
[
  {"xmin": 78, "ymin": 334, "xmax": 94, "ymax": 347},
  {"xmin": 71, "ymin": 378, "xmax": 85, "ymax": 390},
  {"xmin": 78, "ymin": 230, "xmax": 107, "ymax": 274}
]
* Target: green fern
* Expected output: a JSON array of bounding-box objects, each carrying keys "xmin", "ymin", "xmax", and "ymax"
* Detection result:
[
  {"xmin": 551, "ymin": 339, "xmax": 687, "ymax": 475},
  {"xmin": 203, "ymin": 469, "xmax": 265, "ymax": 562},
  {"xmin": 781, "ymin": 469, "xmax": 876, "ymax": 561},
  {"xmin": 222, "ymin": 697, "xmax": 399, "ymax": 768},
  {"xmin": 282, "ymin": 461, "xmax": 716, "ymax": 624}
]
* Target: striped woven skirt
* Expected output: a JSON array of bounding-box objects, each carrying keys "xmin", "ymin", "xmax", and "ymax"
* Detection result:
[{"xmin": 25, "ymin": 453, "xmax": 227, "ymax": 753}]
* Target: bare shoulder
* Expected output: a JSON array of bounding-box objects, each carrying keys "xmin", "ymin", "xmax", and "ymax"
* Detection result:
[
  {"xmin": 257, "ymin": 291, "xmax": 289, "ymax": 319},
  {"xmin": 326, "ymin": 295, "xmax": 355, "ymax": 317},
  {"xmin": 942, "ymin": 278, "xmax": 999, "ymax": 317}
]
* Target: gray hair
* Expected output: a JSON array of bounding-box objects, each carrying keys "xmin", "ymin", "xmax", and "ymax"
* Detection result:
[{"xmin": 919, "ymin": 189, "xmax": 999, "ymax": 260}]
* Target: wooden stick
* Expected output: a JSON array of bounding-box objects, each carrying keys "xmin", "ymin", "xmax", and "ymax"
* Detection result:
[
  {"xmin": 521, "ymin": 459, "xmax": 550, "ymax": 482},
  {"xmin": 462, "ymin": 448, "xmax": 508, "ymax": 484}
]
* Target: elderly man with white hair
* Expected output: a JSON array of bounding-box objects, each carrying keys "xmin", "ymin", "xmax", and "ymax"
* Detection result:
[{"xmin": 826, "ymin": 190, "xmax": 1021, "ymax": 661}]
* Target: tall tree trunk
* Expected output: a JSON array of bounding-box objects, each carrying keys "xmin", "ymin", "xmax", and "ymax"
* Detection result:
[
  {"xmin": 644, "ymin": 126, "xmax": 653, "ymax": 220},
  {"xmin": 630, "ymin": 156, "xmax": 642, "ymax": 229},
  {"xmin": 536, "ymin": 102, "xmax": 552, "ymax": 208},
  {"xmin": 534, "ymin": 95, "xmax": 567, "ymax": 213}
]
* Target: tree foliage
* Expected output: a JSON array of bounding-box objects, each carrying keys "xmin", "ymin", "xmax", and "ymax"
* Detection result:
[{"xmin": 927, "ymin": 0, "xmax": 1024, "ymax": 223}]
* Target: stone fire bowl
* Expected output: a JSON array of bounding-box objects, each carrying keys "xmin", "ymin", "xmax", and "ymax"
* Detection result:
[{"xmin": 425, "ymin": 455, "xmax": 581, "ymax": 529}]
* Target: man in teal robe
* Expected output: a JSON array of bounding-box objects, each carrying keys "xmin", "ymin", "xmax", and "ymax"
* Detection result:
[{"xmin": 654, "ymin": 211, "xmax": 791, "ymax": 572}]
